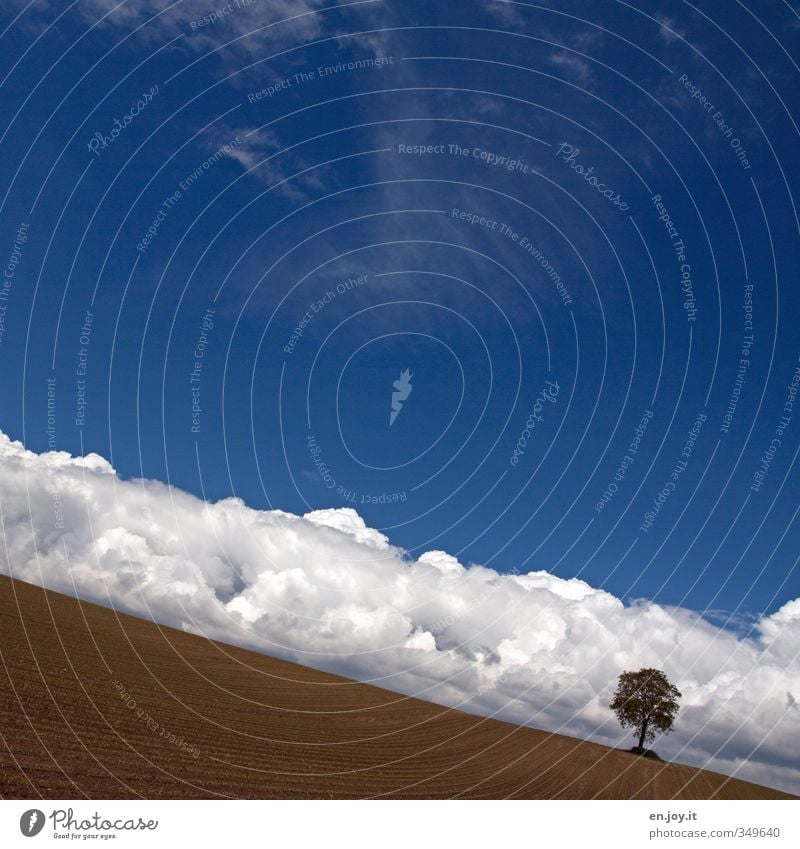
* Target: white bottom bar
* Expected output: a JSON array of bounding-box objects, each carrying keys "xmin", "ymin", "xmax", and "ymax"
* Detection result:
[{"xmin": 1, "ymin": 800, "xmax": 796, "ymax": 848}]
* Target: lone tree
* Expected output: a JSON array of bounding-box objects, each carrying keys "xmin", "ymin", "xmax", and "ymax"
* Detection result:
[{"xmin": 610, "ymin": 668, "xmax": 681, "ymax": 754}]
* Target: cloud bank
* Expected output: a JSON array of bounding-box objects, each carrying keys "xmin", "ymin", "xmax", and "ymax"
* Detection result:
[{"xmin": 1, "ymin": 430, "xmax": 798, "ymax": 793}]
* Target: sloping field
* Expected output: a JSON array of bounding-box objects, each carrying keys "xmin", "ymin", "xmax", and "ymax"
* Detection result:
[{"xmin": 0, "ymin": 574, "xmax": 792, "ymax": 799}]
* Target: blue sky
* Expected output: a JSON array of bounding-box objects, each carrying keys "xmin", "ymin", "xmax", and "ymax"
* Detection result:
[{"xmin": 1, "ymin": 0, "xmax": 799, "ymax": 627}]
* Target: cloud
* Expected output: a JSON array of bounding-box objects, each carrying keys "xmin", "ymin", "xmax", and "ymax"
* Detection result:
[
  {"xmin": 1, "ymin": 429, "xmax": 799, "ymax": 793},
  {"xmin": 654, "ymin": 13, "xmax": 688, "ymax": 46},
  {"xmin": 7, "ymin": 0, "xmax": 348, "ymax": 62},
  {"xmin": 304, "ymin": 507, "xmax": 392, "ymax": 548},
  {"xmin": 482, "ymin": 2, "xmax": 603, "ymax": 89},
  {"xmin": 483, "ymin": 0, "xmax": 528, "ymax": 30},
  {"xmin": 548, "ymin": 50, "xmax": 592, "ymax": 85},
  {"xmin": 207, "ymin": 125, "xmax": 327, "ymax": 199}
]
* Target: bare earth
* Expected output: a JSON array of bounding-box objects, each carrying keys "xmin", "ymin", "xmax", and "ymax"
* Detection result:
[{"xmin": 0, "ymin": 575, "xmax": 792, "ymax": 799}]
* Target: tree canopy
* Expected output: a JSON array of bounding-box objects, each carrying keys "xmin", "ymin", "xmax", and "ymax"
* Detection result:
[{"xmin": 609, "ymin": 668, "xmax": 681, "ymax": 753}]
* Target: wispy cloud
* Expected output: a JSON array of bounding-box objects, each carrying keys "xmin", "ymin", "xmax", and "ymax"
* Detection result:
[
  {"xmin": 548, "ymin": 50, "xmax": 592, "ymax": 85},
  {"xmin": 206, "ymin": 124, "xmax": 327, "ymax": 200},
  {"xmin": 484, "ymin": 0, "xmax": 528, "ymax": 30},
  {"xmin": 7, "ymin": 0, "xmax": 359, "ymax": 62},
  {"xmin": 654, "ymin": 13, "xmax": 688, "ymax": 46}
]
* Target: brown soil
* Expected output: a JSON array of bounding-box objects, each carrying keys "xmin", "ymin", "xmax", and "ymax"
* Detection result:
[{"xmin": 0, "ymin": 574, "xmax": 792, "ymax": 799}]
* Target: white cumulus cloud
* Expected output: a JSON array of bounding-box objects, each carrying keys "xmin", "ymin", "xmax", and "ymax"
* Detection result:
[{"xmin": 0, "ymin": 430, "xmax": 798, "ymax": 793}]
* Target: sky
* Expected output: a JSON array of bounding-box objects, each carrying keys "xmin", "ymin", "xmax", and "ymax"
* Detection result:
[{"xmin": 0, "ymin": 0, "xmax": 799, "ymax": 792}]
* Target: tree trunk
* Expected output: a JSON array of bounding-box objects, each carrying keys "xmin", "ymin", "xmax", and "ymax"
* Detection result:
[{"xmin": 637, "ymin": 719, "xmax": 649, "ymax": 754}]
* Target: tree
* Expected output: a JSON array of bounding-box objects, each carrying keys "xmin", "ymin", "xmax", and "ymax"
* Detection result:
[{"xmin": 609, "ymin": 668, "xmax": 681, "ymax": 754}]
